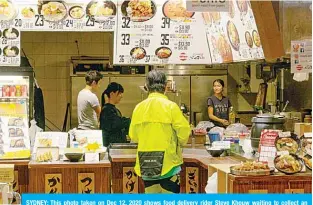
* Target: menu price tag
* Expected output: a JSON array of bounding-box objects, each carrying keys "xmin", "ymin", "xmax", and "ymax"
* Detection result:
[
  {"xmin": 0, "ymin": 25, "xmax": 21, "ymax": 66},
  {"xmin": 291, "ymin": 40, "xmax": 312, "ymax": 73}
]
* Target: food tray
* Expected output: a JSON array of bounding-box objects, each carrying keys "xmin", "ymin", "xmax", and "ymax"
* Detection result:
[
  {"xmin": 274, "ymin": 154, "xmax": 303, "ymax": 175},
  {"xmin": 275, "ymin": 135, "xmax": 300, "ymax": 154},
  {"xmin": 230, "ymin": 166, "xmax": 274, "ymax": 176}
]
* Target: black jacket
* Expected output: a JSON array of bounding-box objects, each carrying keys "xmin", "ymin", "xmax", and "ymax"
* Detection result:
[
  {"xmin": 34, "ymin": 86, "xmax": 45, "ymax": 130},
  {"xmin": 100, "ymin": 103, "xmax": 131, "ymax": 147}
]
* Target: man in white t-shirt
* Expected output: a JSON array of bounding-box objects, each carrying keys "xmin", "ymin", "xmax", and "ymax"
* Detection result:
[{"xmin": 77, "ymin": 71, "xmax": 103, "ymax": 130}]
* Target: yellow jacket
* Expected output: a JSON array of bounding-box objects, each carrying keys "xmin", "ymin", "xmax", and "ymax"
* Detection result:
[{"xmin": 129, "ymin": 93, "xmax": 191, "ymax": 177}]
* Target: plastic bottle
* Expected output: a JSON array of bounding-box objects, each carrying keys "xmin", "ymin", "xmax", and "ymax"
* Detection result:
[{"xmin": 229, "ymin": 107, "xmax": 236, "ymax": 125}]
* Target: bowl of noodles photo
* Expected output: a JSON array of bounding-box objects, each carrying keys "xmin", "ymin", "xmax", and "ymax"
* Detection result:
[
  {"xmin": 0, "ymin": 0, "xmax": 17, "ymax": 21},
  {"xmin": 252, "ymin": 30, "xmax": 261, "ymax": 47},
  {"xmin": 3, "ymin": 28, "xmax": 19, "ymax": 40},
  {"xmin": 21, "ymin": 7, "xmax": 35, "ymax": 18},
  {"xmin": 163, "ymin": 0, "xmax": 194, "ymax": 21},
  {"xmin": 130, "ymin": 47, "xmax": 146, "ymax": 60},
  {"xmin": 3, "ymin": 46, "xmax": 19, "ymax": 57},
  {"xmin": 86, "ymin": 0, "xmax": 116, "ymax": 22},
  {"xmin": 245, "ymin": 31, "xmax": 253, "ymax": 48},
  {"xmin": 38, "ymin": 1, "xmax": 67, "ymax": 22},
  {"xmin": 121, "ymin": 0, "xmax": 156, "ymax": 22},
  {"xmin": 226, "ymin": 21, "xmax": 240, "ymax": 51},
  {"xmin": 155, "ymin": 47, "xmax": 172, "ymax": 59},
  {"xmin": 69, "ymin": 6, "xmax": 85, "ymax": 19}
]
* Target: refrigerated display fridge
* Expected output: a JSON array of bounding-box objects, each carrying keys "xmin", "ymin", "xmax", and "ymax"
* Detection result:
[{"xmin": 0, "ymin": 62, "xmax": 34, "ymax": 159}]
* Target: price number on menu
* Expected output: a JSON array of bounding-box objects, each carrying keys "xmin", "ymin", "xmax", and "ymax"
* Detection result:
[
  {"xmin": 145, "ymin": 55, "xmax": 150, "ymax": 63},
  {"xmin": 35, "ymin": 15, "xmax": 44, "ymax": 27},
  {"xmin": 121, "ymin": 34, "xmax": 130, "ymax": 45},
  {"xmin": 122, "ymin": 17, "xmax": 130, "ymax": 28},
  {"xmin": 65, "ymin": 20, "xmax": 74, "ymax": 28},
  {"xmin": 14, "ymin": 19, "xmax": 22, "ymax": 27},
  {"xmin": 86, "ymin": 16, "xmax": 95, "ymax": 27},
  {"xmin": 161, "ymin": 17, "xmax": 170, "ymax": 28},
  {"xmin": 119, "ymin": 55, "xmax": 125, "ymax": 63},
  {"xmin": 2, "ymin": 38, "xmax": 7, "ymax": 45},
  {"xmin": 161, "ymin": 34, "xmax": 170, "ymax": 46}
]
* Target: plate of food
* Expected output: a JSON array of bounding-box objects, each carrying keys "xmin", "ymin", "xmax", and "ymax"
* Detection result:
[
  {"xmin": 21, "ymin": 7, "xmax": 35, "ymax": 18},
  {"xmin": 3, "ymin": 28, "xmax": 19, "ymax": 40},
  {"xmin": 69, "ymin": 6, "xmax": 85, "ymax": 19},
  {"xmin": 274, "ymin": 154, "xmax": 303, "ymax": 174},
  {"xmin": 252, "ymin": 30, "xmax": 261, "ymax": 47},
  {"xmin": 0, "ymin": 0, "xmax": 17, "ymax": 21},
  {"xmin": 227, "ymin": 21, "xmax": 240, "ymax": 51},
  {"xmin": 130, "ymin": 47, "xmax": 146, "ymax": 60},
  {"xmin": 202, "ymin": 13, "xmax": 211, "ymax": 26},
  {"xmin": 245, "ymin": 31, "xmax": 253, "ymax": 48},
  {"xmin": 86, "ymin": 0, "xmax": 116, "ymax": 21},
  {"xmin": 217, "ymin": 35, "xmax": 233, "ymax": 63},
  {"xmin": 236, "ymin": 0, "xmax": 248, "ymax": 15},
  {"xmin": 163, "ymin": 0, "xmax": 194, "ymax": 20},
  {"xmin": 3, "ymin": 46, "xmax": 19, "ymax": 57},
  {"xmin": 275, "ymin": 136, "xmax": 300, "ymax": 154},
  {"xmin": 38, "ymin": 1, "xmax": 67, "ymax": 22},
  {"xmin": 10, "ymin": 138, "xmax": 25, "ymax": 148},
  {"xmin": 300, "ymin": 136, "xmax": 312, "ymax": 156},
  {"xmin": 230, "ymin": 161, "xmax": 274, "ymax": 176},
  {"xmin": 121, "ymin": 0, "xmax": 156, "ymax": 22},
  {"xmin": 155, "ymin": 47, "xmax": 172, "ymax": 59},
  {"xmin": 302, "ymin": 154, "xmax": 312, "ymax": 170}
]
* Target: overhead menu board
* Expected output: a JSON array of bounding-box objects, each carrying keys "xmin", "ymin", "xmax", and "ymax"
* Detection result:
[
  {"xmin": 114, "ymin": 0, "xmax": 264, "ymax": 65},
  {"xmin": 114, "ymin": 0, "xmax": 212, "ymax": 65},
  {"xmin": 0, "ymin": 0, "xmax": 117, "ymax": 31}
]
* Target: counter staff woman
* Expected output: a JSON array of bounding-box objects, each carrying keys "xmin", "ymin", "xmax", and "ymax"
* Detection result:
[
  {"xmin": 100, "ymin": 82, "xmax": 131, "ymax": 147},
  {"xmin": 207, "ymin": 79, "xmax": 232, "ymax": 128}
]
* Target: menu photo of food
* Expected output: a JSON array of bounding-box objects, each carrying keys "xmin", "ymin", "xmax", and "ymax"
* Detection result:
[
  {"xmin": 252, "ymin": 30, "xmax": 261, "ymax": 47},
  {"xmin": 86, "ymin": 0, "xmax": 116, "ymax": 21},
  {"xmin": 208, "ymin": 33, "xmax": 233, "ymax": 64},
  {"xmin": 69, "ymin": 6, "xmax": 85, "ymax": 19},
  {"xmin": 162, "ymin": 0, "xmax": 194, "ymax": 21},
  {"xmin": 21, "ymin": 7, "xmax": 36, "ymax": 18},
  {"xmin": 38, "ymin": 138, "xmax": 53, "ymax": 147},
  {"xmin": 155, "ymin": 47, "xmax": 172, "ymax": 59},
  {"xmin": 245, "ymin": 31, "xmax": 253, "ymax": 48},
  {"xmin": 8, "ymin": 128, "xmax": 24, "ymax": 138},
  {"xmin": 10, "ymin": 138, "xmax": 25, "ymax": 148},
  {"xmin": 121, "ymin": 0, "xmax": 156, "ymax": 22},
  {"xmin": 76, "ymin": 136, "xmax": 87, "ymax": 146},
  {"xmin": 226, "ymin": 20, "xmax": 240, "ymax": 51},
  {"xmin": 0, "ymin": 0, "xmax": 17, "ymax": 21},
  {"xmin": 3, "ymin": 46, "xmax": 19, "ymax": 57},
  {"xmin": 130, "ymin": 47, "xmax": 146, "ymax": 60},
  {"xmin": 38, "ymin": 1, "xmax": 68, "ymax": 22},
  {"xmin": 8, "ymin": 117, "xmax": 25, "ymax": 127},
  {"xmin": 236, "ymin": 0, "xmax": 248, "ymax": 16},
  {"xmin": 3, "ymin": 28, "xmax": 19, "ymax": 40}
]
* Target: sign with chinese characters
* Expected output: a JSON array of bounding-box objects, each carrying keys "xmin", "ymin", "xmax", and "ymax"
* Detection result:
[
  {"xmin": 0, "ymin": 26, "xmax": 20, "ymax": 66},
  {"xmin": 291, "ymin": 40, "xmax": 312, "ymax": 73},
  {"xmin": 186, "ymin": 167, "xmax": 198, "ymax": 194},
  {"xmin": 45, "ymin": 174, "xmax": 62, "ymax": 194},
  {"xmin": 186, "ymin": 0, "xmax": 230, "ymax": 12},
  {"xmin": 78, "ymin": 173, "xmax": 95, "ymax": 194},
  {"xmin": 122, "ymin": 167, "xmax": 138, "ymax": 193}
]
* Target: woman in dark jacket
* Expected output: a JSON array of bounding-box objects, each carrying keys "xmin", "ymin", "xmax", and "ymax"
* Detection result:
[{"xmin": 100, "ymin": 82, "xmax": 131, "ymax": 147}]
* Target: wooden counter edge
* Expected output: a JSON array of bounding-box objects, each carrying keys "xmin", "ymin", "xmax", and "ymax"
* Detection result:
[
  {"xmin": 0, "ymin": 159, "xmax": 30, "ymax": 166},
  {"xmin": 28, "ymin": 160, "xmax": 111, "ymax": 169}
]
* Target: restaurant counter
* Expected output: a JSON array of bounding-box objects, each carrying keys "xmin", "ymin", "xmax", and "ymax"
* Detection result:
[{"xmin": 28, "ymin": 159, "xmax": 111, "ymax": 193}]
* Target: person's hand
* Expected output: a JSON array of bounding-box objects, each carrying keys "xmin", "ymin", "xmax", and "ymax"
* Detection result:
[{"xmin": 221, "ymin": 119, "xmax": 229, "ymax": 126}]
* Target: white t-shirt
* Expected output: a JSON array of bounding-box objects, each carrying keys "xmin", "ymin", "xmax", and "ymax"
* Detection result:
[{"xmin": 77, "ymin": 89, "xmax": 100, "ymax": 130}]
